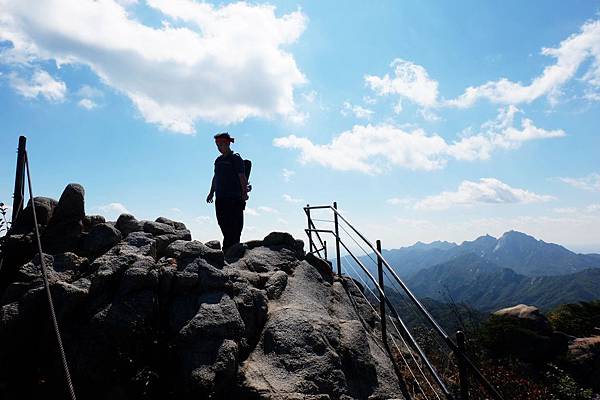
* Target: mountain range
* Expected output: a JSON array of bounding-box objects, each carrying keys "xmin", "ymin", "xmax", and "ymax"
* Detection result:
[
  {"xmin": 338, "ymin": 230, "xmax": 600, "ymax": 311},
  {"xmin": 406, "ymin": 253, "xmax": 600, "ymax": 311},
  {"xmin": 356, "ymin": 230, "xmax": 600, "ymax": 279}
]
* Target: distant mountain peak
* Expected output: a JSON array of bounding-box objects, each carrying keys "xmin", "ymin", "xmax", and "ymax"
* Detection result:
[{"xmin": 408, "ymin": 240, "xmax": 457, "ymax": 251}]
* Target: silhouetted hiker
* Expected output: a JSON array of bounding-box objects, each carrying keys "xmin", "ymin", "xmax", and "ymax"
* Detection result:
[{"xmin": 206, "ymin": 132, "xmax": 249, "ymax": 252}]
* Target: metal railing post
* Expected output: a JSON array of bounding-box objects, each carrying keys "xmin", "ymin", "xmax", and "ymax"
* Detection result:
[
  {"xmin": 333, "ymin": 202, "xmax": 341, "ymax": 277},
  {"xmin": 306, "ymin": 204, "xmax": 314, "ymax": 253},
  {"xmin": 456, "ymin": 331, "xmax": 469, "ymax": 400},
  {"xmin": 323, "ymin": 240, "xmax": 327, "ymax": 260},
  {"xmin": 377, "ymin": 239, "xmax": 387, "ymax": 342},
  {"xmin": 12, "ymin": 135, "xmax": 27, "ymax": 223}
]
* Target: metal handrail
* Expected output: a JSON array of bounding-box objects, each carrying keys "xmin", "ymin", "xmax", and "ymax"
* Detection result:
[
  {"xmin": 304, "ymin": 204, "xmax": 504, "ymax": 400},
  {"xmin": 307, "ymin": 228, "xmax": 452, "ymax": 398}
]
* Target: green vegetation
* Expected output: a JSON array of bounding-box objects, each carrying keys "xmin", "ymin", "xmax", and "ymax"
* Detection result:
[
  {"xmin": 388, "ymin": 297, "xmax": 600, "ymax": 399},
  {"xmin": 548, "ymin": 300, "xmax": 600, "ymax": 337}
]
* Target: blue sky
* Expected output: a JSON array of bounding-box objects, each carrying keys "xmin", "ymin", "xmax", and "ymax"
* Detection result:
[{"xmin": 1, "ymin": 0, "xmax": 599, "ymax": 252}]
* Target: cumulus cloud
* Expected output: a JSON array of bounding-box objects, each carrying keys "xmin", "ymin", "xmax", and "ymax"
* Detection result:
[
  {"xmin": 558, "ymin": 172, "xmax": 600, "ymax": 192},
  {"xmin": 302, "ymin": 90, "xmax": 317, "ymax": 103},
  {"xmin": 365, "ymin": 58, "xmax": 439, "ymax": 107},
  {"xmin": 414, "ymin": 178, "xmax": 555, "ymax": 210},
  {"xmin": 258, "ymin": 206, "xmax": 279, "ymax": 213},
  {"xmin": 587, "ymin": 204, "xmax": 600, "ymax": 213},
  {"xmin": 446, "ymin": 105, "xmax": 565, "ymax": 161},
  {"xmin": 447, "ymin": 19, "xmax": 600, "ymax": 107},
  {"xmin": 0, "ymin": 0, "xmax": 307, "ymax": 133},
  {"xmin": 98, "ymin": 203, "xmax": 129, "ymax": 214},
  {"xmin": 283, "ymin": 194, "xmax": 303, "ymax": 203},
  {"xmin": 553, "ymin": 207, "xmax": 577, "ymax": 214},
  {"xmin": 341, "ymin": 101, "xmax": 374, "ymax": 119},
  {"xmin": 8, "ymin": 70, "xmax": 66, "ymax": 101},
  {"xmin": 78, "ymin": 98, "xmax": 97, "ymax": 110},
  {"xmin": 282, "ymin": 168, "xmax": 295, "ymax": 182},
  {"xmin": 274, "ymin": 106, "xmax": 563, "ymax": 174}
]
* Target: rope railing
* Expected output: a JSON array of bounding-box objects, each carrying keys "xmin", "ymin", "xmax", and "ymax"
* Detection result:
[
  {"xmin": 6, "ymin": 137, "xmax": 77, "ymax": 400},
  {"xmin": 304, "ymin": 203, "xmax": 505, "ymax": 400}
]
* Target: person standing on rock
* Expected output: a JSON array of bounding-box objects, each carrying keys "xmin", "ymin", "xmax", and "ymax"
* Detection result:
[{"xmin": 206, "ymin": 132, "xmax": 249, "ymax": 252}]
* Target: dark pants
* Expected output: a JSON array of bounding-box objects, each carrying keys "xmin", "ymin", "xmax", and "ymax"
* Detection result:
[{"xmin": 215, "ymin": 197, "xmax": 244, "ymax": 252}]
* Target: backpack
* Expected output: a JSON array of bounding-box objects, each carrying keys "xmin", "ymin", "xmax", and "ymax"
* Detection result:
[
  {"xmin": 243, "ymin": 159, "xmax": 252, "ymax": 181},
  {"xmin": 234, "ymin": 154, "xmax": 252, "ymax": 194}
]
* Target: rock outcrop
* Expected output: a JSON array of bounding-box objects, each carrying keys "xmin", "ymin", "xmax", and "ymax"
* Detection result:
[{"xmin": 0, "ymin": 184, "xmax": 404, "ymax": 400}]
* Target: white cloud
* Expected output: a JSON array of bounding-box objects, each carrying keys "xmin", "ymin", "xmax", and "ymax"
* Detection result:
[
  {"xmin": 302, "ymin": 90, "xmax": 317, "ymax": 103},
  {"xmin": 8, "ymin": 69, "xmax": 66, "ymax": 101},
  {"xmin": 365, "ymin": 58, "xmax": 439, "ymax": 107},
  {"xmin": 99, "ymin": 202, "xmax": 129, "ymax": 214},
  {"xmin": 98, "ymin": 202, "xmax": 129, "ymax": 219},
  {"xmin": 274, "ymin": 124, "xmax": 448, "ymax": 174},
  {"xmin": 447, "ymin": 19, "xmax": 600, "ymax": 108},
  {"xmin": 363, "ymin": 95, "xmax": 377, "ymax": 105},
  {"xmin": 277, "ymin": 218, "xmax": 289, "ymax": 225},
  {"xmin": 283, "ymin": 194, "xmax": 303, "ymax": 203},
  {"xmin": 77, "ymin": 85, "xmax": 103, "ymax": 99},
  {"xmin": 418, "ymin": 108, "xmax": 440, "ymax": 122},
  {"xmin": 414, "ymin": 178, "xmax": 555, "ymax": 210},
  {"xmin": 0, "ymin": 0, "xmax": 307, "ymax": 133},
  {"xmin": 282, "ymin": 168, "xmax": 295, "ymax": 182},
  {"xmin": 586, "ymin": 204, "xmax": 600, "ymax": 213},
  {"xmin": 78, "ymin": 98, "xmax": 97, "ymax": 110},
  {"xmin": 341, "ymin": 101, "xmax": 374, "ymax": 119},
  {"xmin": 553, "ymin": 207, "xmax": 577, "ymax": 214},
  {"xmin": 274, "ymin": 107, "xmax": 563, "ymax": 174},
  {"xmin": 258, "ymin": 206, "xmax": 279, "ymax": 214},
  {"xmin": 245, "ymin": 207, "xmax": 259, "ymax": 216},
  {"xmin": 446, "ymin": 105, "xmax": 565, "ymax": 161},
  {"xmin": 170, "ymin": 207, "xmax": 182, "ymax": 213},
  {"xmin": 558, "ymin": 172, "xmax": 600, "ymax": 192}
]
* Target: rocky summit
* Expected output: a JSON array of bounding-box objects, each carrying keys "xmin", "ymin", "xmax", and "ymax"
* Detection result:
[{"xmin": 0, "ymin": 184, "xmax": 404, "ymax": 400}]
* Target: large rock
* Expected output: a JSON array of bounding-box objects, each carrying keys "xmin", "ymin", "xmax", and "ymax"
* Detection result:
[
  {"xmin": 166, "ymin": 240, "xmax": 224, "ymax": 267},
  {"xmin": 0, "ymin": 218, "xmax": 405, "ymax": 400},
  {"xmin": 42, "ymin": 184, "xmax": 85, "ymax": 254},
  {"xmin": 80, "ymin": 223, "xmax": 122, "ymax": 255},
  {"xmin": 10, "ymin": 196, "xmax": 58, "ymax": 234},
  {"xmin": 115, "ymin": 213, "xmax": 144, "ymax": 236},
  {"xmin": 155, "ymin": 216, "xmax": 187, "ymax": 231},
  {"xmin": 493, "ymin": 304, "xmax": 552, "ymax": 334},
  {"xmin": 483, "ymin": 304, "xmax": 568, "ymax": 363}
]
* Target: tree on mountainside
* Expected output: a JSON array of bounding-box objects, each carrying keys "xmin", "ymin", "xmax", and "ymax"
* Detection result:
[{"xmin": 548, "ymin": 300, "xmax": 600, "ymax": 337}]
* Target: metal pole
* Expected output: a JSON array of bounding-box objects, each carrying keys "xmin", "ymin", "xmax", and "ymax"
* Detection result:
[
  {"xmin": 333, "ymin": 202, "xmax": 341, "ymax": 277},
  {"xmin": 377, "ymin": 239, "xmax": 387, "ymax": 342},
  {"xmin": 456, "ymin": 331, "xmax": 469, "ymax": 400},
  {"xmin": 323, "ymin": 240, "xmax": 327, "ymax": 260},
  {"xmin": 12, "ymin": 136, "xmax": 26, "ymax": 223},
  {"xmin": 306, "ymin": 204, "xmax": 314, "ymax": 253}
]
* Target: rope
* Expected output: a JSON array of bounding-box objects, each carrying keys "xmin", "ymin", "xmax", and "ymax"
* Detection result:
[
  {"xmin": 388, "ymin": 316, "xmax": 442, "ymax": 400},
  {"xmin": 24, "ymin": 152, "xmax": 77, "ymax": 400},
  {"xmin": 383, "ymin": 267, "xmax": 454, "ymax": 373},
  {"xmin": 340, "ymin": 247, "xmax": 438, "ymax": 400},
  {"xmin": 341, "ymin": 255, "xmax": 380, "ymax": 306},
  {"xmin": 342, "ymin": 263, "xmax": 428, "ymax": 399},
  {"xmin": 311, "ymin": 218, "xmax": 335, "ymax": 223},
  {"xmin": 338, "ymin": 223, "xmax": 378, "ymax": 267},
  {"xmin": 388, "ymin": 331, "xmax": 430, "ymax": 399}
]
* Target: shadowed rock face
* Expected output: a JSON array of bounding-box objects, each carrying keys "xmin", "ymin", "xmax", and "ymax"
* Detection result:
[{"xmin": 0, "ymin": 184, "xmax": 404, "ymax": 400}]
